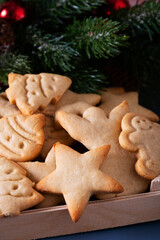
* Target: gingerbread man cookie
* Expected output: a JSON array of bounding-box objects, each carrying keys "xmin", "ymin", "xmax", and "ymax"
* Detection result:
[{"xmin": 119, "ymin": 113, "xmax": 160, "ymax": 180}]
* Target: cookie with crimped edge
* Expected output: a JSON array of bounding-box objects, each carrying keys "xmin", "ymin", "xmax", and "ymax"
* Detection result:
[
  {"xmin": 0, "ymin": 113, "xmax": 45, "ymax": 162},
  {"xmin": 57, "ymin": 101, "xmax": 150, "ymax": 199},
  {"xmin": 19, "ymin": 145, "xmax": 64, "ymax": 208},
  {"xmin": 6, "ymin": 73, "xmax": 72, "ymax": 115},
  {"xmin": 0, "ymin": 92, "xmax": 20, "ymax": 118},
  {"xmin": 36, "ymin": 143, "xmax": 123, "ymax": 222},
  {"xmin": 119, "ymin": 112, "xmax": 160, "ymax": 180},
  {"xmin": 100, "ymin": 90, "xmax": 159, "ymax": 122},
  {"xmin": 42, "ymin": 89, "xmax": 101, "ymax": 117},
  {"xmin": 41, "ymin": 115, "xmax": 74, "ymax": 159},
  {"xmin": 0, "ymin": 157, "xmax": 44, "ymax": 217}
]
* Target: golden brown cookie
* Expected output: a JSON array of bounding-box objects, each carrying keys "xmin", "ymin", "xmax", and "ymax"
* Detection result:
[
  {"xmin": 41, "ymin": 115, "xmax": 74, "ymax": 158},
  {"xmin": 57, "ymin": 101, "xmax": 150, "ymax": 199},
  {"xmin": 0, "ymin": 157, "xmax": 44, "ymax": 217},
  {"xmin": 6, "ymin": 73, "xmax": 72, "ymax": 115},
  {"xmin": 0, "ymin": 92, "xmax": 20, "ymax": 118},
  {"xmin": 19, "ymin": 145, "xmax": 64, "ymax": 208},
  {"xmin": 42, "ymin": 89, "xmax": 101, "ymax": 117},
  {"xmin": 119, "ymin": 113, "xmax": 160, "ymax": 180},
  {"xmin": 100, "ymin": 90, "xmax": 159, "ymax": 122},
  {"xmin": 0, "ymin": 113, "xmax": 45, "ymax": 161},
  {"xmin": 36, "ymin": 143, "xmax": 123, "ymax": 222}
]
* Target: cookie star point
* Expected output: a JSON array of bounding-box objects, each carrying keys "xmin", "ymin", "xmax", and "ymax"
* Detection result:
[{"xmin": 36, "ymin": 143, "xmax": 123, "ymax": 222}]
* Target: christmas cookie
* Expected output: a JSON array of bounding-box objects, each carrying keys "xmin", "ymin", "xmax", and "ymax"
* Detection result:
[
  {"xmin": 6, "ymin": 73, "xmax": 72, "ymax": 115},
  {"xmin": 100, "ymin": 90, "xmax": 159, "ymax": 122},
  {"xmin": 36, "ymin": 143, "xmax": 123, "ymax": 222},
  {"xmin": 19, "ymin": 145, "xmax": 64, "ymax": 208},
  {"xmin": 42, "ymin": 89, "xmax": 101, "ymax": 117},
  {"xmin": 0, "ymin": 113, "xmax": 45, "ymax": 161},
  {"xmin": 54, "ymin": 101, "xmax": 92, "ymax": 129},
  {"xmin": 57, "ymin": 101, "xmax": 149, "ymax": 199},
  {"xmin": 41, "ymin": 115, "xmax": 74, "ymax": 158},
  {"xmin": 0, "ymin": 157, "xmax": 44, "ymax": 217},
  {"xmin": 119, "ymin": 113, "xmax": 160, "ymax": 180},
  {"xmin": 0, "ymin": 92, "xmax": 20, "ymax": 118}
]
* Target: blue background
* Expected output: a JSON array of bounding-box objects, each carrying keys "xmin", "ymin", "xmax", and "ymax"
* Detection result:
[{"xmin": 41, "ymin": 220, "xmax": 160, "ymax": 240}]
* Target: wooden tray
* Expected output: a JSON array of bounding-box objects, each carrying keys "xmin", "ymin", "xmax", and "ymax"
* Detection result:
[{"xmin": 0, "ymin": 191, "xmax": 160, "ymax": 240}]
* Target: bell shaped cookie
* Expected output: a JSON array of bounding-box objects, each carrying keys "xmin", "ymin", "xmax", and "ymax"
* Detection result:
[
  {"xmin": 0, "ymin": 157, "xmax": 44, "ymax": 217},
  {"xmin": 6, "ymin": 73, "xmax": 72, "ymax": 115},
  {"xmin": 0, "ymin": 114, "xmax": 45, "ymax": 161},
  {"xmin": 119, "ymin": 113, "xmax": 160, "ymax": 180}
]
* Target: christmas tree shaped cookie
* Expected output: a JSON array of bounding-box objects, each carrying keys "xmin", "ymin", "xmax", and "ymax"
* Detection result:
[
  {"xmin": 119, "ymin": 113, "xmax": 160, "ymax": 180},
  {"xmin": 0, "ymin": 113, "xmax": 45, "ymax": 161},
  {"xmin": 36, "ymin": 143, "xmax": 123, "ymax": 222},
  {"xmin": 57, "ymin": 101, "xmax": 150, "ymax": 199},
  {"xmin": 6, "ymin": 73, "xmax": 72, "ymax": 115},
  {"xmin": 0, "ymin": 157, "xmax": 44, "ymax": 217}
]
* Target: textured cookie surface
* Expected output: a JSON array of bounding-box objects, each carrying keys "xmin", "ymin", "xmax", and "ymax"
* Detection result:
[
  {"xmin": 0, "ymin": 92, "xmax": 20, "ymax": 118},
  {"xmin": 119, "ymin": 113, "xmax": 160, "ymax": 180},
  {"xmin": 6, "ymin": 73, "xmax": 72, "ymax": 115},
  {"xmin": 57, "ymin": 102, "xmax": 149, "ymax": 199},
  {"xmin": 0, "ymin": 157, "xmax": 44, "ymax": 217},
  {"xmin": 36, "ymin": 143, "xmax": 123, "ymax": 222},
  {"xmin": 19, "ymin": 146, "xmax": 64, "ymax": 208},
  {"xmin": 41, "ymin": 115, "xmax": 74, "ymax": 158},
  {"xmin": 0, "ymin": 114, "xmax": 45, "ymax": 161},
  {"xmin": 100, "ymin": 90, "xmax": 159, "ymax": 122},
  {"xmin": 43, "ymin": 90, "xmax": 101, "ymax": 117}
]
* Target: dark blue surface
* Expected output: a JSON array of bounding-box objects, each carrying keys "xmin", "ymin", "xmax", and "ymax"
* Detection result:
[{"xmin": 41, "ymin": 220, "xmax": 160, "ymax": 240}]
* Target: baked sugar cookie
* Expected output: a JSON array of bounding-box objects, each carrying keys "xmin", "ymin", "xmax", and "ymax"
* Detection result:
[
  {"xmin": 100, "ymin": 90, "xmax": 159, "ymax": 122},
  {"xmin": 19, "ymin": 145, "xmax": 64, "ymax": 208},
  {"xmin": 0, "ymin": 114, "xmax": 45, "ymax": 161},
  {"xmin": 36, "ymin": 143, "xmax": 123, "ymax": 222},
  {"xmin": 119, "ymin": 113, "xmax": 160, "ymax": 180},
  {"xmin": 0, "ymin": 92, "xmax": 20, "ymax": 118},
  {"xmin": 57, "ymin": 101, "xmax": 150, "ymax": 199},
  {"xmin": 43, "ymin": 89, "xmax": 101, "ymax": 117},
  {"xmin": 6, "ymin": 73, "xmax": 72, "ymax": 115},
  {"xmin": 0, "ymin": 157, "xmax": 43, "ymax": 217}
]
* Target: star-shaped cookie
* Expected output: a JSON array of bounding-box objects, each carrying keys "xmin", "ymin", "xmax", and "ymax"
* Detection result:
[
  {"xmin": 100, "ymin": 90, "xmax": 159, "ymax": 122},
  {"xmin": 6, "ymin": 73, "xmax": 72, "ymax": 115},
  {"xmin": 119, "ymin": 113, "xmax": 160, "ymax": 180},
  {"xmin": 56, "ymin": 101, "xmax": 150, "ymax": 199},
  {"xmin": 19, "ymin": 145, "xmax": 64, "ymax": 208},
  {"xmin": 36, "ymin": 143, "xmax": 123, "ymax": 222}
]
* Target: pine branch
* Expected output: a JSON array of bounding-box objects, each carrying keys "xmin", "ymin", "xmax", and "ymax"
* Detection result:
[
  {"xmin": 26, "ymin": 25, "xmax": 79, "ymax": 72},
  {"xmin": 0, "ymin": 52, "xmax": 31, "ymax": 84},
  {"xmin": 116, "ymin": 0, "xmax": 160, "ymax": 40},
  {"xmin": 66, "ymin": 17, "xmax": 129, "ymax": 59},
  {"xmin": 69, "ymin": 65, "xmax": 108, "ymax": 93},
  {"xmin": 21, "ymin": 0, "xmax": 105, "ymax": 22}
]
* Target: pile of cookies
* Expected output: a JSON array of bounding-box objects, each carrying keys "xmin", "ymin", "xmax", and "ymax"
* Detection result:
[{"xmin": 0, "ymin": 72, "xmax": 159, "ymax": 222}]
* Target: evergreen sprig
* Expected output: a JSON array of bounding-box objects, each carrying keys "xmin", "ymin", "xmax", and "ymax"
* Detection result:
[
  {"xmin": 116, "ymin": 0, "xmax": 160, "ymax": 40},
  {"xmin": 0, "ymin": 52, "xmax": 31, "ymax": 84},
  {"xmin": 67, "ymin": 17, "xmax": 128, "ymax": 59}
]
